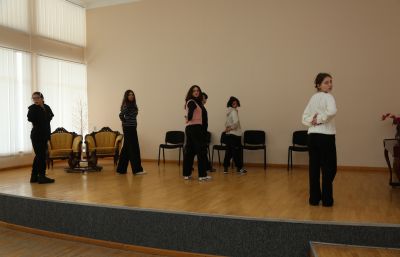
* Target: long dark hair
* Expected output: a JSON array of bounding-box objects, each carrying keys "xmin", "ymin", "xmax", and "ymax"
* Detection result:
[
  {"xmin": 121, "ymin": 90, "xmax": 138, "ymax": 111},
  {"xmin": 314, "ymin": 73, "xmax": 332, "ymax": 90},
  {"xmin": 185, "ymin": 85, "xmax": 203, "ymax": 104}
]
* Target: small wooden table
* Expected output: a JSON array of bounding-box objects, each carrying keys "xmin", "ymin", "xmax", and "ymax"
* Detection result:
[{"xmin": 383, "ymin": 138, "xmax": 400, "ymax": 187}]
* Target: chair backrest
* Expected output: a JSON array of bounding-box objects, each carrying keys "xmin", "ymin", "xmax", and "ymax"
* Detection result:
[
  {"xmin": 87, "ymin": 127, "xmax": 120, "ymax": 148},
  {"xmin": 292, "ymin": 130, "xmax": 308, "ymax": 146},
  {"xmin": 49, "ymin": 127, "xmax": 76, "ymax": 149},
  {"xmin": 165, "ymin": 131, "xmax": 185, "ymax": 145},
  {"xmin": 95, "ymin": 132, "xmax": 117, "ymax": 147},
  {"xmin": 220, "ymin": 132, "xmax": 229, "ymax": 145},
  {"xmin": 243, "ymin": 130, "xmax": 265, "ymax": 145},
  {"xmin": 51, "ymin": 133, "xmax": 73, "ymax": 149}
]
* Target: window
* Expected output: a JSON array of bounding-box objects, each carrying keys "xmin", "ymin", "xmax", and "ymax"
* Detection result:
[
  {"xmin": 36, "ymin": 0, "xmax": 86, "ymax": 46},
  {"xmin": 0, "ymin": 0, "xmax": 29, "ymax": 32},
  {"xmin": 37, "ymin": 56, "xmax": 88, "ymax": 136},
  {"xmin": 0, "ymin": 47, "xmax": 32, "ymax": 156},
  {"xmin": 0, "ymin": 0, "xmax": 87, "ymax": 157}
]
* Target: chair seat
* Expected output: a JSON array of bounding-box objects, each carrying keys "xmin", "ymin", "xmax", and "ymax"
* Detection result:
[
  {"xmin": 49, "ymin": 149, "xmax": 72, "ymax": 158},
  {"xmin": 95, "ymin": 147, "xmax": 116, "ymax": 155},
  {"xmin": 243, "ymin": 145, "xmax": 265, "ymax": 150},
  {"xmin": 159, "ymin": 144, "xmax": 183, "ymax": 149},
  {"xmin": 289, "ymin": 146, "xmax": 308, "ymax": 152}
]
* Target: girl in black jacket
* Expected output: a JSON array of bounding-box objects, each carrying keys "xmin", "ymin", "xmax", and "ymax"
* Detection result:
[{"xmin": 27, "ymin": 92, "xmax": 55, "ymax": 184}]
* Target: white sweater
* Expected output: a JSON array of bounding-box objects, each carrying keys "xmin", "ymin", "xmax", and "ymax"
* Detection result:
[
  {"xmin": 302, "ymin": 92, "xmax": 337, "ymax": 135},
  {"xmin": 225, "ymin": 107, "xmax": 242, "ymax": 136}
]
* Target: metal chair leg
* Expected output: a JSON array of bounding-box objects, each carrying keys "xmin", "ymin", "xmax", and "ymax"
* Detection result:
[
  {"xmin": 264, "ymin": 147, "xmax": 266, "ymax": 170},
  {"xmin": 158, "ymin": 147, "xmax": 161, "ymax": 165},
  {"xmin": 162, "ymin": 148, "xmax": 165, "ymax": 164},
  {"xmin": 290, "ymin": 149, "xmax": 293, "ymax": 170}
]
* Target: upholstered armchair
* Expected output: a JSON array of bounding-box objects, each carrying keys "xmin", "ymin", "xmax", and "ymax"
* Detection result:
[
  {"xmin": 85, "ymin": 127, "xmax": 123, "ymax": 165},
  {"xmin": 47, "ymin": 127, "xmax": 82, "ymax": 169}
]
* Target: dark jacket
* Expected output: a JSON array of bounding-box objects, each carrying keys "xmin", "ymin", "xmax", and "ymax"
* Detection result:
[{"xmin": 27, "ymin": 104, "xmax": 54, "ymax": 140}]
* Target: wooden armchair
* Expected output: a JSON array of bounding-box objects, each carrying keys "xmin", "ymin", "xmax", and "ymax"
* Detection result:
[
  {"xmin": 47, "ymin": 127, "xmax": 82, "ymax": 169},
  {"xmin": 85, "ymin": 127, "xmax": 123, "ymax": 165}
]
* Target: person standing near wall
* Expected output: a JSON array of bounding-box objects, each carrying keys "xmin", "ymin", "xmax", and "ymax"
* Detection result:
[
  {"xmin": 27, "ymin": 92, "xmax": 55, "ymax": 184},
  {"xmin": 223, "ymin": 96, "xmax": 247, "ymax": 174},
  {"xmin": 302, "ymin": 73, "xmax": 337, "ymax": 207},
  {"xmin": 183, "ymin": 85, "xmax": 210, "ymax": 181},
  {"xmin": 117, "ymin": 90, "xmax": 146, "ymax": 175}
]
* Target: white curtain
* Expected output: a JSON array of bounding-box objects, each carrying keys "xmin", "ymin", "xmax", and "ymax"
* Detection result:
[
  {"xmin": 36, "ymin": 0, "xmax": 86, "ymax": 46},
  {"xmin": 37, "ymin": 55, "xmax": 88, "ymax": 136},
  {"xmin": 0, "ymin": 47, "xmax": 32, "ymax": 156},
  {"xmin": 0, "ymin": 0, "xmax": 29, "ymax": 32}
]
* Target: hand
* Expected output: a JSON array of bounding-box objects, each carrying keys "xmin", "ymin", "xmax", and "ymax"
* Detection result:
[{"xmin": 311, "ymin": 114, "xmax": 318, "ymax": 126}]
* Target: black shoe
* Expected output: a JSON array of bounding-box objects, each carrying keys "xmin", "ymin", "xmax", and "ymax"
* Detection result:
[
  {"xmin": 223, "ymin": 167, "xmax": 229, "ymax": 174},
  {"xmin": 38, "ymin": 176, "xmax": 55, "ymax": 184},
  {"xmin": 322, "ymin": 201, "xmax": 334, "ymax": 207},
  {"xmin": 117, "ymin": 171, "xmax": 127, "ymax": 174},
  {"xmin": 30, "ymin": 175, "xmax": 38, "ymax": 183},
  {"xmin": 309, "ymin": 199, "xmax": 320, "ymax": 206}
]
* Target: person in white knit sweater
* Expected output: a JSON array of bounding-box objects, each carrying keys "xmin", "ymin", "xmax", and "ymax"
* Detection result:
[
  {"xmin": 302, "ymin": 73, "xmax": 337, "ymax": 207},
  {"xmin": 223, "ymin": 96, "xmax": 247, "ymax": 174}
]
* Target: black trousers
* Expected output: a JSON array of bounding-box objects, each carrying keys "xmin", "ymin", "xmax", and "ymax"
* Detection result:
[
  {"xmin": 203, "ymin": 128, "xmax": 212, "ymax": 171},
  {"xmin": 183, "ymin": 125, "xmax": 208, "ymax": 177},
  {"xmin": 308, "ymin": 133, "xmax": 337, "ymax": 205},
  {"xmin": 117, "ymin": 126, "xmax": 143, "ymax": 173},
  {"xmin": 31, "ymin": 137, "xmax": 48, "ymax": 177},
  {"xmin": 223, "ymin": 134, "xmax": 243, "ymax": 169}
]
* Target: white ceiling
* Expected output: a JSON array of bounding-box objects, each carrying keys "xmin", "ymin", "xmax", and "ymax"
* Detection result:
[{"xmin": 70, "ymin": 0, "xmax": 141, "ymax": 9}]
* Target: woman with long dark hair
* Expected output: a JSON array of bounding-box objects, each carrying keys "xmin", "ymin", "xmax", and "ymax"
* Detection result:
[
  {"xmin": 302, "ymin": 73, "xmax": 337, "ymax": 207},
  {"xmin": 223, "ymin": 96, "xmax": 246, "ymax": 174},
  {"xmin": 183, "ymin": 85, "xmax": 210, "ymax": 181},
  {"xmin": 117, "ymin": 90, "xmax": 145, "ymax": 175},
  {"xmin": 27, "ymin": 92, "xmax": 55, "ymax": 184}
]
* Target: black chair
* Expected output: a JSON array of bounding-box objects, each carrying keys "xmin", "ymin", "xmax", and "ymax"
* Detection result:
[
  {"xmin": 211, "ymin": 132, "xmax": 229, "ymax": 166},
  {"xmin": 242, "ymin": 130, "xmax": 267, "ymax": 170},
  {"xmin": 158, "ymin": 131, "xmax": 185, "ymax": 166},
  {"xmin": 287, "ymin": 130, "xmax": 308, "ymax": 171}
]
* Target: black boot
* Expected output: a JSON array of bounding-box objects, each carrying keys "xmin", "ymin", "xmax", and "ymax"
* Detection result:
[{"xmin": 38, "ymin": 176, "xmax": 55, "ymax": 184}]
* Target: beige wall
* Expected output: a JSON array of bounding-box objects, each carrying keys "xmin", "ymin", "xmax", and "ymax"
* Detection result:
[
  {"xmin": 0, "ymin": 154, "xmax": 34, "ymax": 170},
  {"xmin": 86, "ymin": 0, "xmax": 400, "ymax": 167}
]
